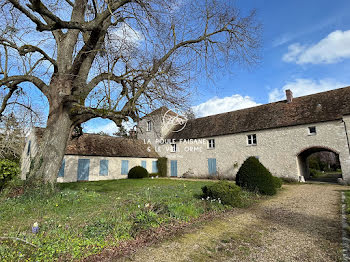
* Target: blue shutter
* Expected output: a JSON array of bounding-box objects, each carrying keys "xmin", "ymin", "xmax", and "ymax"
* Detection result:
[
  {"xmin": 171, "ymin": 160, "xmax": 177, "ymax": 177},
  {"xmin": 27, "ymin": 140, "xmax": 31, "ymax": 156},
  {"xmin": 99, "ymin": 160, "xmax": 109, "ymax": 176},
  {"xmin": 58, "ymin": 159, "xmax": 65, "ymax": 177},
  {"xmin": 141, "ymin": 160, "xmax": 147, "ymax": 169},
  {"xmin": 121, "ymin": 160, "xmax": 129, "ymax": 175},
  {"xmin": 152, "ymin": 161, "xmax": 158, "ymax": 173},
  {"xmin": 77, "ymin": 159, "xmax": 90, "ymax": 181},
  {"xmin": 208, "ymin": 158, "xmax": 217, "ymax": 175}
]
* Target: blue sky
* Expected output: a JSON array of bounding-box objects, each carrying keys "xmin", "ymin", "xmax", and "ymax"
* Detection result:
[
  {"xmin": 189, "ymin": 0, "xmax": 350, "ymax": 117},
  {"xmin": 80, "ymin": 1, "xmax": 350, "ymax": 133}
]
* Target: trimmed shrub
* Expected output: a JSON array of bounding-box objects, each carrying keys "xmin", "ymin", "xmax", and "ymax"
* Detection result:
[
  {"xmin": 157, "ymin": 157, "xmax": 167, "ymax": 177},
  {"xmin": 128, "ymin": 166, "xmax": 149, "ymax": 179},
  {"xmin": 236, "ymin": 157, "xmax": 277, "ymax": 195},
  {"xmin": 201, "ymin": 181, "xmax": 244, "ymax": 207},
  {"xmin": 0, "ymin": 159, "xmax": 20, "ymax": 191},
  {"xmin": 272, "ymin": 176, "xmax": 282, "ymax": 188}
]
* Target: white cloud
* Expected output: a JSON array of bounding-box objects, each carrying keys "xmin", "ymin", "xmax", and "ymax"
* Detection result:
[
  {"xmin": 83, "ymin": 120, "xmax": 135, "ymax": 135},
  {"xmin": 283, "ymin": 30, "xmax": 350, "ymax": 64},
  {"xmin": 110, "ymin": 23, "xmax": 143, "ymax": 46},
  {"xmin": 268, "ymin": 78, "xmax": 347, "ymax": 102},
  {"xmin": 192, "ymin": 94, "xmax": 260, "ymax": 117},
  {"xmin": 272, "ymin": 34, "xmax": 294, "ymax": 47}
]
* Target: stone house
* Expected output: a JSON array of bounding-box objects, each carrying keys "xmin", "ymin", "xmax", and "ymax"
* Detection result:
[
  {"xmin": 21, "ymin": 128, "xmax": 159, "ymax": 182},
  {"xmin": 138, "ymin": 86, "xmax": 350, "ymax": 183}
]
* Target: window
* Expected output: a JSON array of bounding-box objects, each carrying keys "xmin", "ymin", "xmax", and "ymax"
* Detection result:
[
  {"xmin": 208, "ymin": 139, "xmax": 215, "ymax": 149},
  {"xmin": 247, "ymin": 134, "xmax": 257, "ymax": 145},
  {"xmin": 58, "ymin": 159, "xmax": 65, "ymax": 177},
  {"xmin": 99, "ymin": 160, "xmax": 109, "ymax": 176},
  {"xmin": 208, "ymin": 158, "xmax": 217, "ymax": 175},
  {"xmin": 27, "ymin": 140, "xmax": 31, "ymax": 156},
  {"xmin": 308, "ymin": 126, "xmax": 316, "ymax": 135},
  {"xmin": 170, "ymin": 143, "xmax": 177, "ymax": 152},
  {"xmin": 152, "ymin": 161, "xmax": 158, "ymax": 173},
  {"xmin": 121, "ymin": 160, "xmax": 129, "ymax": 175},
  {"xmin": 146, "ymin": 120, "xmax": 152, "ymax": 131},
  {"xmin": 141, "ymin": 160, "xmax": 147, "ymax": 169}
]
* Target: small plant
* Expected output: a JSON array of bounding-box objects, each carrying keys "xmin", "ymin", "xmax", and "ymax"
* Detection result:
[
  {"xmin": 201, "ymin": 181, "xmax": 244, "ymax": 207},
  {"xmin": 0, "ymin": 159, "xmax": 20, "ymax": 191},
  {"xmin": 128, "ymin": 166, "xmax": 149, "ymax": 179},
  {"xmin": 235, "ymin": 157, "xmax": 277, "ymax": 195}
]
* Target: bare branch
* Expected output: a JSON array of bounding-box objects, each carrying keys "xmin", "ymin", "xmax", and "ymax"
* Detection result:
[
  {"xmin": 85, "ymin": 72, "xmax": 123, "ymax": 94},
  {"xmin": 0, "ymin": 37, "xmax": 58, "ymax": 71},
  {"xmin": 0, "ymin": 85, "xmax": 18, "ymax": 118},
  {"xmin": 0, "ymin": 75, "xmax": 49, "ymax": 97},
  {"xmin": 18, "ymin": 45, "xmax": 58, "ymax": 71},
  {"xmin": 65, "ymin": 0, "xmax": 74, "ymax": 7},
  {"xmin": 70, "ymin": 103, "xmax": 127, "ymax": 126}
]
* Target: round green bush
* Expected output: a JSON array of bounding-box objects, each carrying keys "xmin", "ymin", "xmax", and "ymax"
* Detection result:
[
  {"xmin": 128, "ymin": 166, "xmax": 149, "ymax": 179},
  {"xmin": 0, "ymin": 159, "xmax": 20, "ymax": 191},
  {"xmin": 201, "ymin": 181, "xmax": 244, "ymax": 207},
  {"xmin": 235, "ymin": 157, "xmax": 277, "ymax": 195}
]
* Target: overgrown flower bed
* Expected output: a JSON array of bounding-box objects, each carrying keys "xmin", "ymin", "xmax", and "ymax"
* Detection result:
[{"xmin": 0, "ymin": 178, "xmax": 257, "ymax": 261}]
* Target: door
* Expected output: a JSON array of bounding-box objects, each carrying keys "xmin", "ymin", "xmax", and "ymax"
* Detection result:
[
  {"xmin": 77, "ymin": 159, "xmax": 90, "ymax": 181},
  {"xmin": 208, "ymin": 158, "xmax": 217, "ymax": 175},
  {"xmin": 171, "ymin": 160, "xmax": 178, "ymax": 177}
]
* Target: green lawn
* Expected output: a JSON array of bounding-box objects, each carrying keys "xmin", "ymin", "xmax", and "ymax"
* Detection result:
[{"xmin": 0, "ymin": 178, "xmax": 255, "ymax": 261}]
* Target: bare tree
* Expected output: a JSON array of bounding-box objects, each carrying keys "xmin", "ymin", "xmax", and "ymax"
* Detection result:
[
  {"xmin": 0, "ymin": 0, "xmax": 260, "ymax": 186},
  {"xmin": 0, "ymin": 113, "xmax": 24, "ymax": 161}
]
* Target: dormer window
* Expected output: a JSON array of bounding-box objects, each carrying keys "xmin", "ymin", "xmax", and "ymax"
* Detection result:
[
  {"xmin": 308, "ymin": 126, "xmax": 316, "ymax": 135},
  {"xmin": 247, "ymin": 134, "xmax": 257, "ymax": 145},
  {"xmin": 208, "ymin": 139, "xmax": 215, "ymax": 149},
  {"xmin": 146, "ymin": 120, "xmax": 152, "ymax": 131},
  {"xmin": 171, "ymin": 143, "xmax": 177, "ymax": 153}
]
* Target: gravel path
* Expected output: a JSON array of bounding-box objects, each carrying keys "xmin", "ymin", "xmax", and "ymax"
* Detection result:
[{"xmin": 120, "ymin": 184, "xmax": 344, "ymax": 262}]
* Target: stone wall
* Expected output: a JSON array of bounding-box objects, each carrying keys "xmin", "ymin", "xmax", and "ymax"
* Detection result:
[
  {"xmin": 142, "ymin": 118, "xmax": 350, "ymax": 182},
  {"xmin": 57, "ymin": 155, "xmax": 158, "ymax": 183}
]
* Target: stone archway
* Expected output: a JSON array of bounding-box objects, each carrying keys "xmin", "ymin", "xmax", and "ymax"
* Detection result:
[{"xmin": 297, "ymin": 146, "xmax": 342, "ymax": 182}]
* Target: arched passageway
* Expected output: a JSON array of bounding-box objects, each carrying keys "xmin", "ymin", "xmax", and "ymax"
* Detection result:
[{"xmin": 297, "ymin": 146, "xmax": 342, "ymax": 183}]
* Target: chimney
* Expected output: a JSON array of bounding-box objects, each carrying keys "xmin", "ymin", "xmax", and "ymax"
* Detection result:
[{"xmin": 285, "ymin": 89, "xmax": 293, "ymax": 103}]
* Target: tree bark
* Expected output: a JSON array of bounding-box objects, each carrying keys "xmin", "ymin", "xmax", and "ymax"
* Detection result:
[
  {"xmin": 27, "ymin": 77, "xmax": 75, "ymax": 186},
  {"xmin": 28, "ymin": 108, "xmax": 73, "ymax": 186}
]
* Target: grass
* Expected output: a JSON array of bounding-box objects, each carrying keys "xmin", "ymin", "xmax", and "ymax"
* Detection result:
[{"xmin": 0, "ymin": 178, "xmax": 257, "ymax": 261}]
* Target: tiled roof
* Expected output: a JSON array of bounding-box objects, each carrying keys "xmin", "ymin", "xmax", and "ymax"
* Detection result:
[
  {"xmin": 167, "ymin": 86, "xmax": 350, "ymax": 139},
  {"xmin": 142, "ymin": 106, "xmax": 179, "ymax": 119},
  {"xmin": 35, "ymin": 129, "xmax": 158, "ymax": 158}
]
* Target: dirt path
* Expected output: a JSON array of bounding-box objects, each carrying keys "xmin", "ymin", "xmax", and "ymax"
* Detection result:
[{"xmin": 118, "ymin": 184, "xmax": 345, "ymax": 262}]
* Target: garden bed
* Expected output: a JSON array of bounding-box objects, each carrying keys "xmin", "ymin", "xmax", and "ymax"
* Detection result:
[{"xmin": 0, "ymin": 178, "xmax": 257, "ymax": 261}]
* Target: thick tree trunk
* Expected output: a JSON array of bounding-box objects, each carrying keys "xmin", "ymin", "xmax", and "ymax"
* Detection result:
[{"xmin": 28, "ymin": 106, "xmax": 73, "ymax": 186}]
